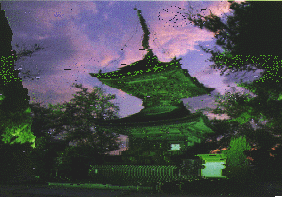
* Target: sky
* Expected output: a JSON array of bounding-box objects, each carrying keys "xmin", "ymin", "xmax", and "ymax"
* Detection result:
[{"xmin": 1, "ymin": 1, "xmax": 264, "ymax": 155}]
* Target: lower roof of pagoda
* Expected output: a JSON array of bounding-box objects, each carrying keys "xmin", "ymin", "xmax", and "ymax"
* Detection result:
[
  {"xmin": 98, "ymin": 109, "xmax": 214, "ymax": 141},
  {"xmin": 96, "ymin": 103, "xmax": 213, "ymax": 130}
]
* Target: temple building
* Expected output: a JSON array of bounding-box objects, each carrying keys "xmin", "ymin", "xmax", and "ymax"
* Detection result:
[{"xmin": 89, "ymin": 9, "xmax": 215, "ymax": 163}]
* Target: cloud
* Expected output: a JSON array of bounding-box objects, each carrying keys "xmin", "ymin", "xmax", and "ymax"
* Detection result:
[
  {"xmin": 143, "ymin": 1, "xmax": 235, "ymax": 62},
  {"xmin": 33, "ymin": 2, "xmax": 98, "ymax": 31}
]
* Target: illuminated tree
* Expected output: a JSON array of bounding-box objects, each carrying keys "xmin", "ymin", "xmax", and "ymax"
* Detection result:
[
  {"xmin": 222, "ymin": 135, "xmax": 251, "ymax": 181},
  {"xmin": 206, "ymin": 90, "xmax": 282, "ymax": 181},
  {"xmin": 0, "ymin": 3, "xmax": 39, "ymax": 183}
]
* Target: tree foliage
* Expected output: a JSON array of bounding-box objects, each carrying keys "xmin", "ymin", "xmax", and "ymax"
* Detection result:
[
  {"xmin": 0, "ymin": 41, "xmax": 45, "ymax": 147},
  {"xmin": 121, "ymin": 135, "xmax": 172, "ymax": 165},
  {"xmin": 182, "ymin": 2, "xmax": 282, "ymax": 177},
  {"xmin": 184, "ymin": 1, "xmax": 282, "ymax": 128},
  {"xmin": 0, "ymin": 107, "xmax": 35, "ymax": 148},
  {"xmin": 29, "ymin": 102, "xmax": 59, "ymax": 140},
  {"xmin": 27, "ymin": 83, "xmax": 122, "ymax": 181},
  {"xmin": 205, "ymin": 90, "xmax": 282, "ymax": 180},
  {"xmin": 222, "ymin": 135, "xmax": 251, "ymax": 167},
  {"xmin": 13, "ymin": 42, "xmax": 45, "ymax": 81},
  {"xmin": 0, "ymin": 141, "xmax": 37, "ymax": 184},
  {"xmin": 42, "ymin": 83, "xmax": 122, "ymax": 155},
  {"xmin": 185, "ymin": 1, "xmax": 282, "ymax": 76},
  {"xmin": 222, "ymin": 135, "xmax": 252, "ymax": 182}
]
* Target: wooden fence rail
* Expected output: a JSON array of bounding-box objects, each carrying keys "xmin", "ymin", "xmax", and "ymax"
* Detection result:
[{"xmin": 89, "ymin": 165, "xmax": 182, "ymax": 183}]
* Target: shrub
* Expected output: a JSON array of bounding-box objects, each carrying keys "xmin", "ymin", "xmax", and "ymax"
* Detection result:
[
  {"xmin": 222, "ymin": 135, "xmax": 252, "ymax": 182},
  {"xmin": 0, "ymin": 141, "xmax": 36, "ymax": 184},
  {"xmin": 55, "ymin": 145, "xmax": 103, "ymax": 182}
]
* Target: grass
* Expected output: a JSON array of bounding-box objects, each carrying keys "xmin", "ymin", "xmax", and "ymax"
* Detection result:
[{"xmin": 1, "ymin": 174, "xmax": 281, "ymax": 197}]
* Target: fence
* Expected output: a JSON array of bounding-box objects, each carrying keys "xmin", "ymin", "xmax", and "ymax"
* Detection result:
[
  {"xmin": 89, "ymin": 164, "xmax": 182, "ymax": 185},
  {"xmin": 88, "ymin": 156, "xmax": 229, "ymax": 185}
]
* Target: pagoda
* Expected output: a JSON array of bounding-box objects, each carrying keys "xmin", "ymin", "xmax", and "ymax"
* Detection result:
[{"xmin": 89, "ymin": 9, "xmax": 215, "ymax": 163}]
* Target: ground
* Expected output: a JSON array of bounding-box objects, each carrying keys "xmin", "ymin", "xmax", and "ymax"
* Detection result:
[{"xmin": 0, "ymin": 180, "xmax": 282, "ymax": 197}]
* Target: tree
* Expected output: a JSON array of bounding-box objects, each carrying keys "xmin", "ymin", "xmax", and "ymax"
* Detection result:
[
  {"xmin": 25, "ymin": 82, "xmax": 123, "ymax": 181},
  {"xmin": 221, "ymin": 135, "xmax": 251, "ymax": 182},
  {"xmin": 26, "ymin": 102, "xmax": 69, "ymax": 181},
  {"xmin": 13, "ymin": 42, "xmax": 45, "ymax": 81},
  {"xmin": 44, "ymin": 83, "xmax": 122, "ymax": 154},
  {"xmin": 181, "ymin": 2, "xmax": 282, "ymax": 180},
  {"xmin": 205, "ymin": 90, "xmax": 282, "ymax": 181},
  {"xmin": 0, "ymin": 3, "xmax": 39, "ymax": 183},
  {"xmin": 14, "ymin": 42, "xmax": 45, "ymax": 60},
  {"xmin": 183, "ymin": 1, "xmax": 282, "ymax": 129},
  {"xmin": 32, "ymin": 83, "xmax": 122, "ymax": 181},
  {"xmin": 0, "ymin": 41, "xmax": 45, "ymax": 148}
]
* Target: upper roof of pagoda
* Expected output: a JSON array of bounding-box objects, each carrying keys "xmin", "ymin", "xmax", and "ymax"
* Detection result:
[
  {"xmin": 89, "ymin": 49, "xmax": 183, "ymax": 79},
  {"xmin": 89, "ymin": 9, "xmax": 214, "ymax": 100},
  {"xmin": 89, "ymin": 8, "xmax": 184, "ymax": 79}
]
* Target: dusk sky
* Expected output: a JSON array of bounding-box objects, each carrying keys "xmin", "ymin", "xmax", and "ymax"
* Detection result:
[{"xmin": 2, "ymin": 1, "xmax": 263, "ymax": 155}]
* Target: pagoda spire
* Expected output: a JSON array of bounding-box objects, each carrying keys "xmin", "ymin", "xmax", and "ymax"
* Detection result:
[{"xmin": 134, "ymin": 8, "xmax": 150, "ymax": 50}]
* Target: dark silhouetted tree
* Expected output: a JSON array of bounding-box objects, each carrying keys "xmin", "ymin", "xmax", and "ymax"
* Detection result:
[
  {"xmin": 184, "ymin": 1, "xmax": 282, "ymax": 129},
  {"xmin": 38, "ymin": 83, "xmax": 122, "ymax": 181},
  {"xmin": 13, "ymin": 42, "xmax": 46, "ymax": 81},
  {"xmin": 45, "ymin": 83, "xmax": 122, "ymax": 154}
]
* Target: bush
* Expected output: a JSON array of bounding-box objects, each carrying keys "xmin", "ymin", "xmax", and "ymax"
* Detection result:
[
  {"xmin": 222, "ymin": 135, "xmax": 252, "ymax": 182},
  {"xmin": 28, "ymin": 138, "xmax": 67, "ymax": 183},
  {"xmin": 55, "ymin": 145, "xmax": 104, "ymax": 182},
  {"xmin": 0, "ymin": 141, "xmax": 36, "ymax": 184}
]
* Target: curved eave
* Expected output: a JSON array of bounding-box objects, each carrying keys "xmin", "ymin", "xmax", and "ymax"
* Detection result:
[
  {"xmin": 182, "ymin": 69, "xmax": 215, "ymax": 94},
  {"xmin": 98, "ymin": 111, "xmax": 215, "ymax": 138},
  {"xmin": 89, "ymin": 51, "xmax": 182, "ymax": 79},
  {"xmin": 97, "ymin": 110, "xmax": 201, "ymax": 128}
]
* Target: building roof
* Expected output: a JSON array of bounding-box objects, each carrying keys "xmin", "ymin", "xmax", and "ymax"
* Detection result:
[{"xmin": 88, "ymin": 9, "xmax": 215, "ymax": 144}]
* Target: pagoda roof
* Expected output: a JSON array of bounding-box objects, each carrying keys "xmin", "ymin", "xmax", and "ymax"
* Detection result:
[
  {"xmin": 96, "ymin": 109, "xmax": 215, "ymax": 142},
  {"xmin": 89, "ymin": 9, "xmax": 214, "ymax": 100},
  {"xmin": 89, "ymin": 49, "xmax": 179, "ymax": 79},
  {"xmin": 95, "ymin": 101, "xmax": 213, "ymax": 129},
  {"xmin": 88, "ymin": 8, "xmax": 215, "ymax": 134},
  {"xmin": 89, "ymin": 51, "xmax": 214, "ymax": 100}
]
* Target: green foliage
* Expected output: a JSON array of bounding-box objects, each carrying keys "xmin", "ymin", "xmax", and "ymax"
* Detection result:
[
  {"xmin": 122, "ymin": 136, "xmax": 171, "ymax": 165},
  {"xmin": 13, "ymin": 42, "xmax": 45, "ymax": 81},
  {"xmin": 43, "ymin": 83, "xmax": 121, "ymax": 154},
  {"xmin": 26, "ymin": 83, "xmax": 122, "ymax": 181},
  {"xmin": 212, "ymin": 91, "xmax": 261, "ymax": 126},
  {"xmin": 29, "ymin": 138, "xmax": 69, "ymax": 182},
  {"xmin": 222, "ymin": 135, "xmax": 251, "ymax": 167},
  {"xmin": 1, "ymin": 107, "xmax": 36, "ymax": 148},
  {"xmin": 185, "ymin": 1, "xmax": 282, "ymax": 129},
  {"xmin": 29, "ymin": 102, "xmax": 60, "ymax": 140},
  {"xmin": 0, "ymin": 141, "xmax": 36, "ymax": 184},
  {"xmin": 207, "ymin": 89, "xmax": 282, "ymax": 181},
  {"xmin": 222, "ymin": 135, "xmax": 251, "ymax": 181},
  {"xmin": 55, "ymin": 145, "xmax": 104, "ymax": 181},
  {"xmin": 0, "ymin": 6, "xmax": 43, "ymax": 183}
]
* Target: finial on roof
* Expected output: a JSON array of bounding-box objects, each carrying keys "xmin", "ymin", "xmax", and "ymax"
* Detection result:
[{"xmin": 135, "ymin": 9, "xmax": 150, "ymax": 50}]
